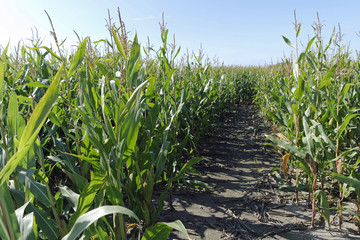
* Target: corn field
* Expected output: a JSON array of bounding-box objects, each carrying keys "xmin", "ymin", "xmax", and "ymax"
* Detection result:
[
  {"xmin": 0, "ymin": 13, "xmax": 253, "ymax": 239},
  {"xmin": 254, "ymin": 17, "xmax": 360, "ymax": 232},
  {"xmin": 1, "ymin": 11, "xmax": 360, "ymax": 239}
]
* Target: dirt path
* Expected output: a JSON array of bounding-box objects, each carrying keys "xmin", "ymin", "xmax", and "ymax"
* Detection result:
[{"xmin": 160, "ymin": 104, "xmax": 359, "ymax": 240}]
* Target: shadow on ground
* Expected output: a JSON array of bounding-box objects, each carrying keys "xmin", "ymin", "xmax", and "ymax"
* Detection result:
[{"xmin": 159, "ymin": 104, "xmax": 359, "ymax": 240}]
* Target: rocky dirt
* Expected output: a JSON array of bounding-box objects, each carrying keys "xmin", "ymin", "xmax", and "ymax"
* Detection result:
[{"xmin": 159, "ymin": 104, "xmax": 359, "ymax": 240}]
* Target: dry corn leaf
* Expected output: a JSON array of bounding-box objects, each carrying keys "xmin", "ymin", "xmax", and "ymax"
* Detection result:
[{"xmin": 282, "ymin": 153, "xmax": 291, "ymax": 179}]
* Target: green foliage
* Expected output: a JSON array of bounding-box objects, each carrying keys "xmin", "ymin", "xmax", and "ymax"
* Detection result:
[
  {"xmin": 0, "ymin": 13, "xmax": 249, "ymax": 239},
  {"xmin": 254, "ymin": 18, "xmax": 360, "ymax": 230}
]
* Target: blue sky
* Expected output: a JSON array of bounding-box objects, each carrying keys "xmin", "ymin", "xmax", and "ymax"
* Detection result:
[{"xmin": 0, "ymin": 0, "xmax": 360, "ymax": 65}]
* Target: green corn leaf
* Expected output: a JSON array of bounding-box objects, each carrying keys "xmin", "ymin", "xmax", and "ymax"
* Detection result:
[
  {"xmin": 68, "ymin": 176, "xmax": 105, "ymax": 228},
  {"xmin": 99, "ymin": 78, "xmax": 116, "ymax": 145},
  {"xmin": 142, "ymin": 222, "xmax": 171, "ymax": 240},
  {"xmin": 7, "ymin": 91, "xmax": 18, "ymax": 153},
  {"xmin": 337, "ymin": 113, "xmax": 358, "ymax": 138},
  {"xmin": 0, "ymin": 213, "xmax": 10, "ymax": 240},
  {"xmin": 17, "ymin": 169, "xmax": 51, "ymax": 208},
  {"xmin": 332, "ymin": 173, "xmax": 360, "ymax": 189},
  {"xmin": 267, "ymin": 135, "xmax": 306, "ymax": 159},
  {"xmin": 96, "ymin": 62, "xmax": 108, "ymax": 76},
  {"xmin": 19, "ymin": 63, "xmax": 63, "ymax": 149},
  {"xmin": 25, "ymin": 82, "xmax": 48, "ymax": 88},
  {"xmin": 67, "ymin": 38, "xmax": 87, "ymax": 77},
  {"xmin": 351, "ymin": 151, "xmax": 360, "ymax": 169},
  {"xmin": 19, "ymin": 64, "xmax": 29, "ymax": 83},
  {"xmin": 174, "ymin": 46, "xmax": 181, "ymax": 59},
  {"xmin": 28, "ymin": 46, "xmax": 62, "ymax": 61},
  {"xmin": 28, "ymin": 178, "xmax": 51, "ymax": 208},
  {"xmin": 282, "ymin": 36, "xmax": 295, "ymax": 49},
  {"xmin": 296, "ymin": 74, "xmax": 305, "ymax": 101},
  {"xmin": 311, "ymin": 120, "xmax": 335, "ymax": 151},
  {"xmin": 326, "ymin": 97, "xmax": 337, "ymax": 121},
  {"xmin": 262, "ymin": 109, "xmax": 284, "ymax": 126},
  {"xmin": 343, "ymin": 207, "xmax": 360, "ymax": 223},
  {"xmin": 0, "ymin": 183, "xmax": 21, "ymax": 240},
  {"xmin": 298, "ymin": 52, "xmax": 305, "ymax": 64},
  {"xmin": 62, "ymin": 169, "xmax": 88, "ymax": 190},
  {"xmin": 341, "ymin": 83, "xmax": 352, "ymax": 100},
  {"xmin": 0, "ymin": 61, "xmax": 5, "ymax": 117},
  {"xmin": 304, "ymin": 36, "xmax": 316, "ymax": 54},
  {"xmin": 324, "ymin": 28, "xmax": 336, "ymax": 53},
  {"xmin": 59, "ymin": 186, "xmax": 80, "ymax": 211},
  {"xmin": 0, "ymin": 63, "xmax": 63, "ymax": 186},
  {"xmin": 163, "ymin": 68, "xmax": 174, "ymax": 92},
  {"xmin": 15, "ymin": 200, "xmax": 31, "ymax": 223},
  {"xmin": 93, "ymin": 39, "xmax": 106, "ymax": 44},
  {"xmin": 162, "ymin": 29, "xmax": 168, "ymax": 48},
  {"xmin": 291, "ymin": 104, "xmax": 299, "ymax": 116},
  {"xmin": 296, "ymin": 24, "xmax": 301, "ymax": 37},
  {"xmin": 142, "ymin": 220, "xmax": 189, "ymax": 240},
  {"xmin": 47, "ymin": 155, "xmax": 77, "ymax": 179},
  {"xmin": 329, "ymin": 148, "xmax": 359, "ymax": 166},
  {"xmin": 26, "ymin": 203, "xmax": 60, "ymax": 239},
  {"xmin": 314, "ymin": 190, "xmax": 330, "ymax": 225},
  {"xmin": 318, "ymin": 66, "xmax": 336, "ymax": 89},
  {"xmin": 121, "ymin": 93, "xmax": 144, "ymax": 158},
  {"xmin": 298, "ymin": 159, "xmax": 312, "ymax": 177},
  {"xmin": 105, "ymin": 185, "xmax": 124, "ymax": 206},
  {"xmin": 155, "ymin": 140, "xmax": 170, "ymax": 179},
  {"xmin": 105, "ymin": 39, "xmax": 114, "ymax": 49},
  {"xmin": 144, "ymin": 103, "xmax": 160, "ymax": 133},
  {"xmin": 57, "ymin": 151, "xmax": 100, "ymax": 170},
  {"xmin": 302, "ymin": 117, "xmax": 313, "ymax": 155},
  {"xmin": 1, "ymin": 42, "xmax": 9, "ymax": 61},
  {"xmin": 20, "ymin": 212, "xmax": 35, "ymax": 240},
  {"xmin": 162, "ymin": 220, "xmax": 190, "ymax": 239},
  {"xmin": 15, "ymin": 200, "xmax": 35, "ymax": 240},
  {"xmin": 306, "ymin": 53, "xmax": 318, "ymax": 72},
  {"xmin": 112, "ymin": 28, "xmax": 127, "ymax": 60},
  {"xmin": 174, "ymin": 157, "xmax": 203, "ymax": 181},
  {"xmin": 123, "ymin": 79, "xmax": 148, "ymax": 114},
  {"xmin": 75, "ymin": 110, "xmax": 107, "ymax": 173},
  {"xmin": 145, "ymin": 76, "xmax": 156, "ymax": 105},
  {"xmin": 63, "ymin": 206, "xmax": 140, "ymax": 240},
  {"xmin": 127, "ymin": 34, "xmax": 141, "ymax": 88}
]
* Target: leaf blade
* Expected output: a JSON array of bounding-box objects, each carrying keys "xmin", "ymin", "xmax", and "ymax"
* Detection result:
[
  {"xmin": 0, "ymin": 63, "xmax": 63, "ymax": 186},
  {"xmin": 67, "ymin": 39, "xmax": 87, "ymax": 77},
  {"xmin": 282, "ymin": 36, "xmax": 296, "ymax": 49},
  {"xmin": 62, "ymin": 206, "xmax": 139, "ymax": 240}
]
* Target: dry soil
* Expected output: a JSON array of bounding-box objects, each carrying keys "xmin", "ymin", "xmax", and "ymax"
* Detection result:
[{"xmin": 160, "ymin": 104, "xmax": 359, "ymax": 240}]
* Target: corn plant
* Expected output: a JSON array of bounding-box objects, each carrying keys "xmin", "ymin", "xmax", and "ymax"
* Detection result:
[
  {"xmin": 254, "ymin": 14, "xmax": 360, "ymax": 230},
  {"xmin": 0, "ymin": 10, "xmax": 251, "ymax": 239}
]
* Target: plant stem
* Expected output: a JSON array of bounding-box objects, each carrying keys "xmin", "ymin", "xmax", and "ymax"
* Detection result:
[
  {"xmin": 312, "ymin": 176, "xmax": 317, "ymax": 227},
  {"xmin": 115, "ymin": 213, "xmax": 127, "ymax": 240},
  {"xmin": 39, "ymin": 146, "xmax": 67, "ymax": 236}
]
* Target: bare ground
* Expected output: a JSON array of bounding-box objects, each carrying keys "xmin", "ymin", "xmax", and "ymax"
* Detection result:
[{"xmin": 159, "ymin": 104, "xmax": 359, "ymax": 240}]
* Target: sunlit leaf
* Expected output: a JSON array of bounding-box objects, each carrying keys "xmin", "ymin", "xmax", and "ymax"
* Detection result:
[
  {"xmin": 0, "ymin": 64, "xmax": 63, "ymax": 186},
  {"xmin": 282, "ymin": 36, "xmax": 295, "ymax": 49},
  {"xmin": 67, "ymin": 38, "xmax": 87, "ymax": 77},
  {"xmin": 62, "ymin": 206, "xmax": 139, "ymax": 240}
]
